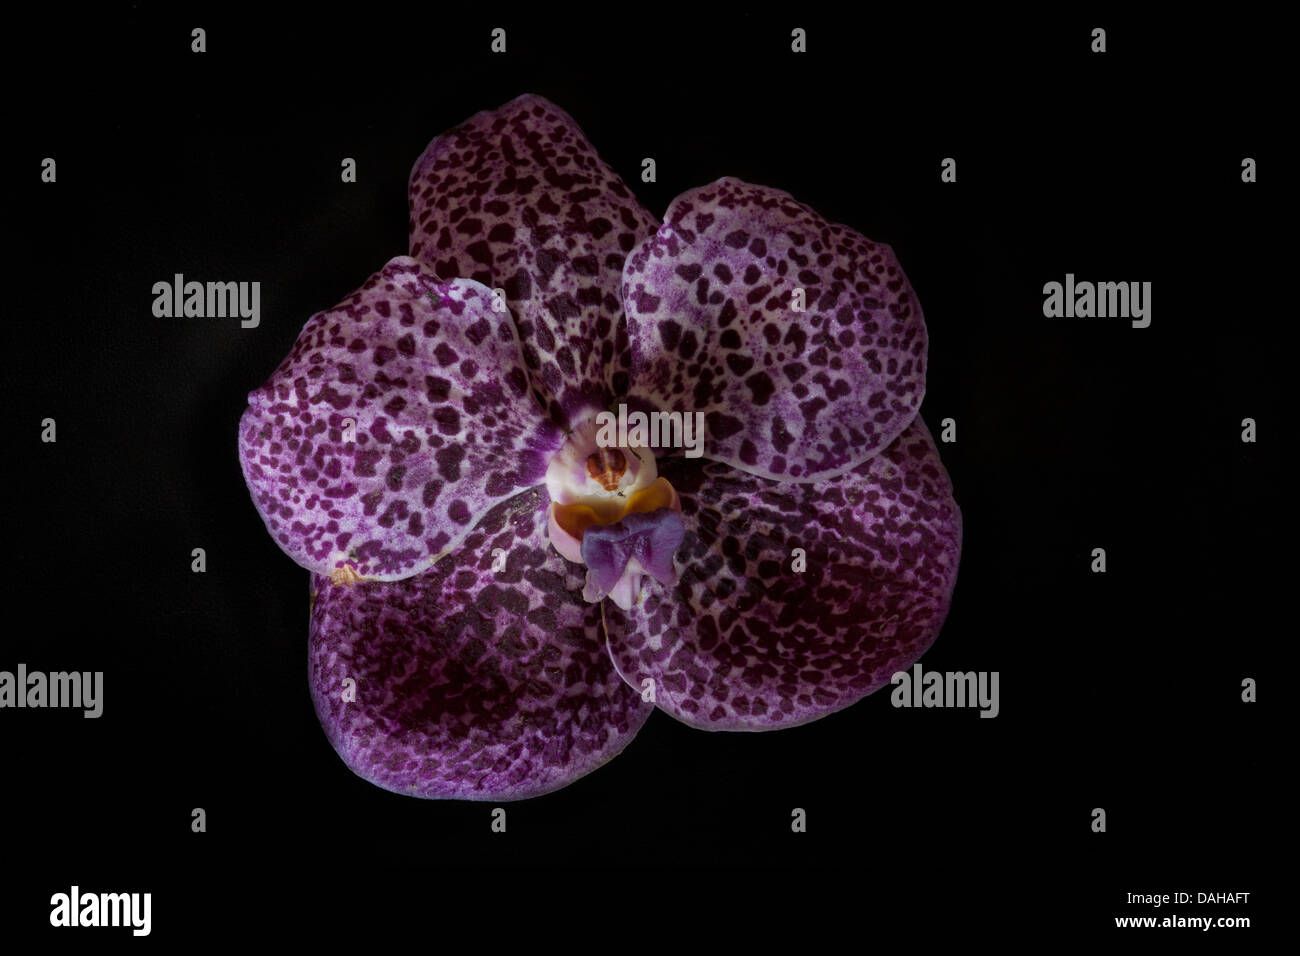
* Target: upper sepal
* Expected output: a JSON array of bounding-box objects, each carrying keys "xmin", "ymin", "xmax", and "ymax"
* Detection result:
[{"xmin": 409, "ymin": 94, "xmax": 659, "ymax": 430}]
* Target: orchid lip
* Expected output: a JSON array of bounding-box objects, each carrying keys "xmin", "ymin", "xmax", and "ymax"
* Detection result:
[
  {"xmin": 544, "ymin": 413, "xmax": 684, "ymax": 601},
  {"xmin": 580, "ymin": 508, "xmax": 685, "ymax": 610}
]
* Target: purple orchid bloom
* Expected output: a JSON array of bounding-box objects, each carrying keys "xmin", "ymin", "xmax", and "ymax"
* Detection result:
[{"xmin": 238, "ymin": 94, "xmax": 961, "ymax": 800}]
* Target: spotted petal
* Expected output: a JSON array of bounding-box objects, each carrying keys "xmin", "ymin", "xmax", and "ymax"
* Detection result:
[
  {"xmin": 409, "ymin": 93, "xmax": 658, "ymax": 430},
  {"xmin": 602, "ymin": 417, "xmax": 960, "ymax": 730},
  {"xmin": 309, "ymin": 486, "xmax": 653, "ymax": 800},
  {"xmin": 239, "ymin": 256, "xmax": 561, "ymax": 580},
  {"xmin": 622, "ymin": 178, "xmax": 927, "ymax": 481}
]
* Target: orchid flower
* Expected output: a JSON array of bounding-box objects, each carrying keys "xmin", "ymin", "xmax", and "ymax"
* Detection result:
[{"xmin": 238, "ymin": 95, "xmax": 961, "ymax": 800}]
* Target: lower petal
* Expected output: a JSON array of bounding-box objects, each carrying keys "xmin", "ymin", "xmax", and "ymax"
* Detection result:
[
  {"xmin": 602, "ymin": 417, "xmax": 961, "ymax": 730},
  {"xmin": 309, "ymin": 486, "xmax": 653, "ymax": 800}
]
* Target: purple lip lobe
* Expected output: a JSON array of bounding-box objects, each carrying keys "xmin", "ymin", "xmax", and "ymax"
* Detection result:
[{"xmin": 580, "ymin": 508, "xmax": 686, "ymax": 604}]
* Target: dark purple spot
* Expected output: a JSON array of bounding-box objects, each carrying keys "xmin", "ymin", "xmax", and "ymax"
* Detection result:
[
  {"xmin": 726, "ymin": 353, "xmax": 754, "ymax": 376},
  {"xmin": 422, "ymin": 480, "xmax": 443, "ymax": 507},
  {"xmin": 745, "ymin": 372, "xmax": 776, "ymax": 405},
  {"xmin": 711, "ymin": 414, "xmax": 743, "ymax": 440},
  {"xmin": 448, "ymin": 499, "xmax": 472, "ymax": 524},
  {"xmin": 425, "ymin": 376, "xmax": 451, "ymax": 401},
  {"xmin": 436, "ymin": 445, "xmax": 465, "ymax": 481},
  {"xmin": 659, "ymin": 320, "xmax": 681, "ymax": 351},
  {"xmin": 465, "ymin": 318, "xmax": 491, "ymax": 346},
  {"xmin": 535, "ymin": 248, "xmax": 563, "ymax": 284}
]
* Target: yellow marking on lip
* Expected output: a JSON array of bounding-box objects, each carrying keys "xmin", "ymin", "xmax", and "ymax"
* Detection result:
[{"xmin": 551, "ymin": 478, "xmax": 677, "ymax": 541}]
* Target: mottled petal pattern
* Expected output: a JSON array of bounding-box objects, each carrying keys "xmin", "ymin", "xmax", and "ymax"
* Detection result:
[
  {"xmin": 602, "ymin": 418, "xmax": 961, "ymax": 730},
  {"xmin": 409, "ymin": 93, "xmax": 659, "ymax": 430},
  {"xmin": 622, "ymin": 178, "xmax": 927, "ymax": 481},
  {"xmin": 310, "ymin": 486, "xmax": 653, "ymax": 800},
  {"xmin": 239, "ymin": 256, "xmax": 561, "ymax": 580}
]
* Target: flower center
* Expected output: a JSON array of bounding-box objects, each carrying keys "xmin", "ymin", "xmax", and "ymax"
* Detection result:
[{"xmin": 545, "ymin": 414, "xmax": 684, "ymax": 608}]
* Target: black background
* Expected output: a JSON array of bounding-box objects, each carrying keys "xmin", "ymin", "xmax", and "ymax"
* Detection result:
[{"xmin": 6, "ymin": 5, "xmax": 1280, "ymax": 942}]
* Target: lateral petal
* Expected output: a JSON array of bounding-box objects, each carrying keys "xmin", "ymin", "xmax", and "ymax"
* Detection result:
[
  {"xmin": 623, "ymin": 178, "xmax": 927, "ymax": 480},
  {"xmin": 239, "ymin": 256, "xmax": 560, "ymax": 580},
  {"xmin": 310, "ymin": 486, "xmax": 653, "ymax": 799},
  {"xmin": 603, "ymin": 417, "xmax": 960, "ymax": 730}
]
